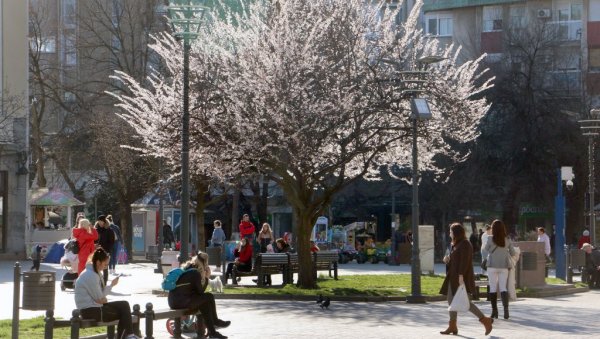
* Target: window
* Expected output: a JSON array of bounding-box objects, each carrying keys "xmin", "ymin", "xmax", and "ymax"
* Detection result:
[
  {"xmin": 29, "ymin": 36, "xmax": 56, "ymax": 53},
  {"xmin": 425, "ymin": 13, "xmax": 453, "ymax": 37},
  {"xmin": 554, "ymin": 1, "xmax": 583, "ymax": 40},
  {"xmin": 64, "ymin": 34, "xmax": 76, "ymax": 66},
  {"xmin": 509, "ymin": 6, "xmax": 526, "ymax": 30},
  {"xmin": 483, "ymin": 6, "xmax": 503, "ymax": 32},
  {"xmin": 62, "ymin": 0, "xmax": 76, "ymax": 28}
]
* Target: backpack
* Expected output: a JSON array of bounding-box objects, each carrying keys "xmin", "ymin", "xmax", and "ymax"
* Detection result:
[
  {"xmin": 65, "ymin": 238, "xmax": 80, "ymax": 254},
  {"xmin": 161, "ymin": 267, "xmax": 194, "ymax": 291}
]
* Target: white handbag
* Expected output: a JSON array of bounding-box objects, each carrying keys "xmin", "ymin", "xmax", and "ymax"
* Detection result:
[{"xmin": 448, "ymin": 285, "xmax": 470, "ymax": 312}]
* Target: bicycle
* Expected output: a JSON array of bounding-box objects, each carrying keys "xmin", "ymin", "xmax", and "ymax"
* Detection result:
[{"xmin": 166, "ymin": 314, "xmax": 206, "ymax": 337}]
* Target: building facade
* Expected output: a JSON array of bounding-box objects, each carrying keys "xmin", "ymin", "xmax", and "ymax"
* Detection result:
[
  {"xmin": 423, "ymin": 0, "xmax": 600, "ymax": 107},
  {"xmin": 1, "ymin": 1, "xmax": 29, "ymax": 258}
]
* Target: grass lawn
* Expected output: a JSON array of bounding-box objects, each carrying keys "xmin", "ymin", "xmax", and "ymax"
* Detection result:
[
  {"xmin": 222, "ymin": 274, "xmax": 582, "ymax": 297},
  {"xmin": 0, "ymin": 316, "xmax": 105, "ymax": 338}
]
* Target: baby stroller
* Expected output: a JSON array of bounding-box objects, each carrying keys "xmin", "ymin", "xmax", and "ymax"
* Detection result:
[{"xmin": 60, "ymin": 246, "xmax": 79, "ymax": 291}]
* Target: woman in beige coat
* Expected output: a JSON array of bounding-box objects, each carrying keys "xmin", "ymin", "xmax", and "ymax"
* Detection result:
[{"xmin": 483, "ymin": 219, "xmax": 516, "ymax": 319}]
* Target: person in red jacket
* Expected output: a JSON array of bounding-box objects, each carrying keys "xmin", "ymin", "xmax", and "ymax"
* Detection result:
[
  {"xmin": 73, "ymin": 218, "xmax": 99, "ymax": 275},
  {"xmin": 579, "ymin": 230, "xmax": 591, "ymax": 249},
  {"xmin": 224, "ymin": 238, "xmax": 253, "ymax": 285},
  {"xmin": 238, "ymin": 214, "xmax": 255, "ymax": 240}
]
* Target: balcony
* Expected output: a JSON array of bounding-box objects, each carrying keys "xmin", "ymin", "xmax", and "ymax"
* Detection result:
[
  {"xmin": 423, "ymin": 0, "xmax": 521, "ymax": 12},
  {"xmin": 550, "ymin": 20, "xmax": 583, "ymax": 41}
]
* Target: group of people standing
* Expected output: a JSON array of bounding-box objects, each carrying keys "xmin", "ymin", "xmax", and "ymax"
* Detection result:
[{"xmin": 440, "ymin": 219, "xmax": 518, "ymax": 336}]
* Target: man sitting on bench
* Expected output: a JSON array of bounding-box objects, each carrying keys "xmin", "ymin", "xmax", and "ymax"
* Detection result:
[
  {"xmin": 582, "ymin": 243, "xmax": 600, "ymax": 289},
  {"xmin": 74, "ymin": 248, "xmax": 140, "ymax": 339},
  {"xmin": 169, "ymin": 251, "xmax": 231, "ymax": 339}
]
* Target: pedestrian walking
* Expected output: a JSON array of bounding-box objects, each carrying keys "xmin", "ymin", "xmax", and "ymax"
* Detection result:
[
  {"xmin": 440, "ymin": 222, "xmax": 492, "ymax": 336},
  {"xmin": 210, "ymin": 220, "xmax": 226, "ymax": 272},
  {"xmin": 483, "ymin": 219, "xmax": 516, "ymax": 320},
  {"xmin": 95, "ymin": 215, "xmax": 115, "ymax": 285},
  {"xmin": 106, "ymin": 215, "xmax": 122, "ymax": 275}
]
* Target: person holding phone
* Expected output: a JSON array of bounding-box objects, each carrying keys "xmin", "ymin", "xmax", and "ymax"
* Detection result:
[{"xmin": 74, "ymin": 248, "xmax": 140, "ymax": 339}]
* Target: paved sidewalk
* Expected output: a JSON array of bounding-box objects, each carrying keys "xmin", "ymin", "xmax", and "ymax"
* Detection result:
[{"xmin": 3, "ymin": 260, "xmax": 593, "ymax": 338}]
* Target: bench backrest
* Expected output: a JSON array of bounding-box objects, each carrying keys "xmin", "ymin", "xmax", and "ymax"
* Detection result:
[
  {"xmin": 313, "ymin": 250, "xmax": 339, "ymax": 263},
  {"xmin": 258, "ymin": 253, "xmax": 289, "ymax": 265},
  {"xmin": 570, "ymin": 249, "xmax": 586, "ymax": 267}
]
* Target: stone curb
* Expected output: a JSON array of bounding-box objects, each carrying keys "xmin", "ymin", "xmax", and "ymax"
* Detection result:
[{"xmin": 151, "ymin": 285, "xmax": 587, "ymax": 303}]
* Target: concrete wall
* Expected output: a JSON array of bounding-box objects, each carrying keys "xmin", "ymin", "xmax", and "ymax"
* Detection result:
[{"xmin": 1, "ymin": 0, "xmax": 29, "ymax": 258}]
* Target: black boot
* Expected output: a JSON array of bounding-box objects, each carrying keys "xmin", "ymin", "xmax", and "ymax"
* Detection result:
[
  {"xmin": 501, "ymin": 291, "xmax": 509, "ymax": 319},
  {"xmin": 489, "ymin": 292, "xmax": 498, "ymax": 319}
]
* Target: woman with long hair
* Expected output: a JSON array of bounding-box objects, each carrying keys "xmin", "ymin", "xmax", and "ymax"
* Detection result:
[
  {"xmin": 168, "ymin": 252, "xmax": 230, "ymax": 339},
  {"xmin": 440, "ymin": 223, "xmax": 493, "ymax": 335},
  {"xmin": 483, "ymin": 219, "xmax": 516, "ymax": 319},
  {"xmin": 224, "ymin": 237, "xmax": 253, "ymax": 285},
  {"xmin": 258, "ymin": 223, "xmax": 274, "ymax": 253},
  {"xmin": 74, "ymin": 248, "xmax": 139, "ymax": 339}
]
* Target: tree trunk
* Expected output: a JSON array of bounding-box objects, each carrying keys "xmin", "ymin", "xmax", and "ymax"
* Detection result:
[
  {"xmin": 195, "ymin": 182, "xmax": 207, "ymax": 251},
  {"xmin": 119, "ymin": 200, "xmax": 133, "ymax": 261},
  {"xmin": 295, "ymin": 208, "xmax": 317, "ymax": 289},
  {"xmin": 231, "ymin": 188, "xmax": 240, "ymax": 238}
]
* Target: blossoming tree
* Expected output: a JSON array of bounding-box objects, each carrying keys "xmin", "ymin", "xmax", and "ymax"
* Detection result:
[{"xmin": 113, "ymin": 0, "xmax": 492, "ymax": 288}]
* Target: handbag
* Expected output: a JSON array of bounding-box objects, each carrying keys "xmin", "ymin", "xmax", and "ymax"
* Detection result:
[
  {"xmin": 448, "ymin": 285, "xmax": 470, "ymax": 312},
  {"xmin": 481, "ymin": 246, "xmax": 497, "ymax": 271}
]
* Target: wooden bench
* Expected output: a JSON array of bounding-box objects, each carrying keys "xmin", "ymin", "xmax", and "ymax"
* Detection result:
[
  {"xmin": 230, "ymin": 253, "xmax": 289, "ymax": 286},
  {"xmin": 144, "ymin": 303, "xmax": 204, "ymax": 339},
  {"xmin": 286, "ymin": 253, "xmax": 300, "ymax": 284},
  {"xmin": 313, "ymin": 250, "xmax": 339, "ymax": 280},
  {"xmin": 43, "ymin": 305, "xmax": 142, "ymax": 339}
]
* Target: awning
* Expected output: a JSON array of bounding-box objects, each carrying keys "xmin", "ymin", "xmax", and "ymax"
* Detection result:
[{"xmin": 30, "ymin": 188, "xmax": 84, "ymax": 206}]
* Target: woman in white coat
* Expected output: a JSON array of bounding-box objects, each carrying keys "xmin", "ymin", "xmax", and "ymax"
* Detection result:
[{"xmin": 483, "ymin": 219, "xmax": 515, "ymax": 320}]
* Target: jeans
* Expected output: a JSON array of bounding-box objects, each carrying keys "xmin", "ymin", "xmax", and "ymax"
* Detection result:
[
  {"xmin": 80, "ymin": 301, "xmax": 134, "ymax": 339},
  {"xmin": 109, "ymin": 243, "xmax": 119, "ymax": 270}
]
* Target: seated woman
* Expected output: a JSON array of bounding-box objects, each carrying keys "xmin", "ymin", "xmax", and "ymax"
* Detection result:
[
  {"xmin": 224, "ymin": 238, "xmax": 253, "ymax": 285},
  {"xmin": 74, "ymin": 248, "xmax": 140, "ymax": 339},
  {"xmin": 274, "ymin": 238, "xmax": 291, "ymax": 253},
  {"xmin": 168, "ymin": 252, "xmax": 230, "ymax": 339}
]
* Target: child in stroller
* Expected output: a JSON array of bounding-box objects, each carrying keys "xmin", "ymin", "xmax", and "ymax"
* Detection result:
[{"xmin": 60, "ymin": 241, "xmax": 79, "ymax": 290}]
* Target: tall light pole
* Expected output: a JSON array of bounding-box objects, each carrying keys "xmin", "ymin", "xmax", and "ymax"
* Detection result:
[
  {"xmin": 405, "ymin": 56, "xmax": 445, "ymax": 304},
  {"xmin": 167, "ymin": 0, "xmax": 207, "ymax": 262},
  {"xmin": 554, "ymin": 166, "xmax": 574, "ymax": 280},
  {"xmin": 579, "ymin": 108, "xmax": 600, "ymax": 246}
]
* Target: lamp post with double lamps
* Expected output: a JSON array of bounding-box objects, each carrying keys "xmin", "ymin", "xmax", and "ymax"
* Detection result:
[
  {"xmin": 394, "ymin": 56, "xmax": 445, "ymax": 304},
  {"xmin": 167, "ymin": 0, "xmax": 208, "ymax": 262}
]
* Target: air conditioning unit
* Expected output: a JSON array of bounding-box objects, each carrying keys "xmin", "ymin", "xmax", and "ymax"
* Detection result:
[{"xmin": 537, "ymin": 9, "xmax": 551, "ymax": 19}]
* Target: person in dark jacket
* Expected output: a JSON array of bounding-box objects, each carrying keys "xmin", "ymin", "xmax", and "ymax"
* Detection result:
[
  {"xmin": 168, "ymin": 252, "xmax": 230, "ymax": 339},
  {"xmin": 582, "ymin": 243, "xmax": 600, "ymax": 289},
  {"xmin": 106, "ymin": 215, "xmax": 122, "ymax": 275},
  {"xmin": 440, "ymin": 222, "xmax": 493, "ymax": 336},
  {"xmin": 95, "ymin": 215, "xmax": 115, "ymax": 285},
  {"xmin": 163, "ymin": 220, "xmax": 175, "ymax": 248}
]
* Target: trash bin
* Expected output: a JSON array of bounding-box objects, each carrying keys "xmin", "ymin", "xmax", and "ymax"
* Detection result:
[
  {"xmin": 147, "ymin": 245, "xmax": 159, "ymax": 262},
  {"xmin": 22, "ymin": 271, "xmax": 55, "ymax": 310},
  {"xmin": 161, "ymin": 250, "xmax": 180, "ymax": 277}
]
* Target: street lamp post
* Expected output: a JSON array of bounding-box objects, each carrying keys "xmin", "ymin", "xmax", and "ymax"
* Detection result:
[
  {"xmin": 554, "ymin": 166, "xmax": 574, "ymax": 280},
  {"xmin": 167, "ymin": 0, "xmax": 207, "ymax": 262},
  {"xmin": 579, "ymin": 108, "xmax": 600, "ymax": 246}
]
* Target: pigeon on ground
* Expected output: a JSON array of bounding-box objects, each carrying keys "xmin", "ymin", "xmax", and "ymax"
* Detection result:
[
  {"xmin": 316, "ymin": 294, "xmax": 324, "ymax": 304},
  {"xmin": 320, "ymin": 297, "xmax": 330, "ymax": 310}
]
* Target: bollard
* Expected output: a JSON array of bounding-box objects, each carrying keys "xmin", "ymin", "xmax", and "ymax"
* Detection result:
[
  {"xmin": 195, "ymin": 312, "xmax": 205, "ymax": 338},
  {"xmin": 144, "ymin": 303, "xmax": 155, "ymax": 339},
  {"xmin": 132, "ymin": 304, "xmax": 142, "ymax": 337},
  {"xmin": 12, "ymin": 262, "xmax": 21, "ymax": 339},
  {"xmin": 107, "ymin": 324, "xmax": 115, "ymax": 339},
  {"xmin": 44, "ymin": 310, "xmax": 55, "ymax": 339},
  {"xmin": 174, "ymin": 316, "xmax": 182, "ymax": 339},
  {"xmin": 70, "ymin": 309, "xmax": 81, "ymax": 339},
  {"xmin": 566, "ymin": 245, "xmax": 573, "ymax": 283}
]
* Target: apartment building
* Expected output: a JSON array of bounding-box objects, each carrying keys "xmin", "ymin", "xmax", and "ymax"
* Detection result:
[
  {"xmin": 1, "ymin": 1, "xmax": 29, "ymax": 258},
  {"xmin": 423, "ymin": 0, "xmax": 600, "ymax": 107}
]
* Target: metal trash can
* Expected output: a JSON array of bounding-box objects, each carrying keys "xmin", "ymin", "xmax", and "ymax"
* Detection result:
[
  {"xmin": 22, "ymin": 271, "xmax": 55, "ymax": 310},
  {"xmin": 161, "ymin": 250, "xmax": 180, "ymax": 277},
  {"xmin": 147, "ymin": 245, "xmax": 159, "ymax": 262}
]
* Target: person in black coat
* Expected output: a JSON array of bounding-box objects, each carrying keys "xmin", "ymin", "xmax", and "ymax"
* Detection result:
[
  {"xmin": 582, "ymin": 243, "xmax": 600, "ymax": 289},
  {"xmin": 95, "ymin": 215, "xmax": 115, "ymax": 285},
  {"xmin": 168, "ymin": 252, "xmax": 230, "ymax": 339}
]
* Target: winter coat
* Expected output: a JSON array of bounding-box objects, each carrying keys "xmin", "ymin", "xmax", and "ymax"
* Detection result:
[
  {"xmin": 73, "ymin": 227, "xmax": 99, "ymax": 275},
  {"xmin": 239, "ymin": 221, "xmax": 255, "ymax": 237},
  {"xmin": 168, "ymin": 269, "xmax": 208, "ymax": 310},
  {"xmin": 234, "ymin": 245, "xmax": 253, "ymax": 266},
  {"xmin": 484, "ymin": 236, "xmax": 516, "ymax": 269},
  {"xmin": 439, "ymin": 238, "xmax": 476, "ymax": 296}
]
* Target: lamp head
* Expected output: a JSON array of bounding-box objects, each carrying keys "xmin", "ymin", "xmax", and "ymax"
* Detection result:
[{"xmin": 566, "ymin": 180, "xmax": 574, "ymax": 190}]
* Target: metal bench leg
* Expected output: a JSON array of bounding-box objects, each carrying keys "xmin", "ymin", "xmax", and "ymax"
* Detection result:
[
  {"xmin": 70, "ymin": 310, "xmax": 81, "ymax": 339},
  {"xmin": 196, "ymin": 312, "xmax": 205, "ymax": 339},
  {"xmin": 174, "ymin": 317, "xmax": 182, "ymax": 338}
]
